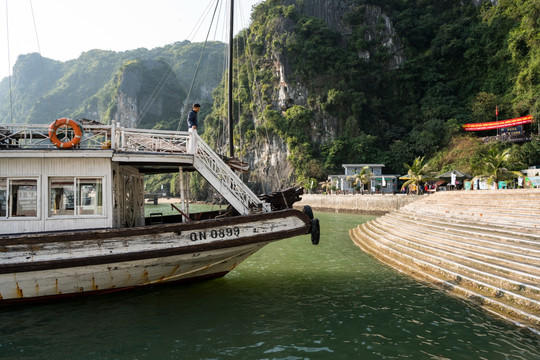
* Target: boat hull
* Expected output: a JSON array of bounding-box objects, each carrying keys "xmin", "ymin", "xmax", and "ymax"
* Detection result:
[{"xmin": 0, "ymin": 209, "xmax": 311, "ymax": 302}]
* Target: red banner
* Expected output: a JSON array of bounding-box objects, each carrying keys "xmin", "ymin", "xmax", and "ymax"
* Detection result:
[{"xmin": 463, "ymin": 115, "xmax": 533, "ymax": 131}]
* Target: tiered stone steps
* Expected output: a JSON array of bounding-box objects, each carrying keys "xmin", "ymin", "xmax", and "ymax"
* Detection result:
[{"xmin": 349, "ymin": 189, "xmax": 540, "ymax": 331}]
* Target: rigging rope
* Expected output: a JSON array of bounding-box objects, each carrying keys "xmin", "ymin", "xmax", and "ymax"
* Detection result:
[
  {"xmin": 176, "ymin": 0, "xmax": 222, "ymax": 131},
  {"xmin": 138, "ymin": 1, "xmax": 220, "ymax": 129},
  {"xmin": 135, "ymin": 65, "xmax": 173, "ymax": 127},
  {"xmin": 5, "ymin": 0, "xmax": 53, "ymax": 123},
  {"xmin": 5, "ymin": 0, "xmax": 13, "ymax": 123},
  {"xmin": 29, "ymin": 0, "xmax": 41, "ymax": 54},
  {"xmin": 29, "ymin": 0, "xmax": 54, "ymax": 121}
]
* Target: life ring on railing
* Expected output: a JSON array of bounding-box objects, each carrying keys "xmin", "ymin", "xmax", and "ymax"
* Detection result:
[{"xmin": 48, "ymin": 118, "xmax": 82, "ymax": 149}]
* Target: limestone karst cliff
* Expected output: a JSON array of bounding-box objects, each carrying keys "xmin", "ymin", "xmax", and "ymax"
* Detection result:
[{"xmin": 1, "ymin": 0, "xmax": 536, "ymax": 197}]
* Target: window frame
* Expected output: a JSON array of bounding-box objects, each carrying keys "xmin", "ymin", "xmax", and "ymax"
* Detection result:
[
  {"xmin": 48, "ymin": 176, "xmax": 105, "ymax": 218},
  {"xmin": 0, "ymin": 177, "xmax": 40, "ymax": 219}
]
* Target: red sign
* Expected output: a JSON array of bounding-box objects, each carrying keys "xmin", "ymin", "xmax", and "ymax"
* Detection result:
[{"xmin": 463, "ymin": 115, "xmax": 533, "ymax": 131}]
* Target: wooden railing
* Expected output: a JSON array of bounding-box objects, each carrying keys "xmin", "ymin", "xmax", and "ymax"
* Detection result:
[
  {"xmin": 0, "ymin": 122, "xmax": 268, "ymax": 214},
  {"xmin": 0, "ymin": 123, "xmax": 112, "ymax": 150},
  {"xmin": 0, "ymin": 123, "xmax": 190, "ymax": 153},
  {"xmin": 193, "ymin": 133, "xmax": 269, "ymax": 215}
]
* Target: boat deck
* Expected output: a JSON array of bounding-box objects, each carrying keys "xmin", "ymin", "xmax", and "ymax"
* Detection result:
[{"xmin": 0, "ymin": 122, "xmax": 269, "ymax": 215}]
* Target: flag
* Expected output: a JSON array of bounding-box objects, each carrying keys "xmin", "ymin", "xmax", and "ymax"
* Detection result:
[
  {"xmin": 382, "ymin": 176, "xmax": 386, "ymax": 187},
  {"xmin": 496, "ymin": 105, "xmax": 498, "ymax": 116}
]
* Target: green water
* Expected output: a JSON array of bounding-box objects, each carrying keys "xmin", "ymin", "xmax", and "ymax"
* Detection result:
[{"xmin": 0, "ymin": 212, "xmax": 538, "ymax": 359}]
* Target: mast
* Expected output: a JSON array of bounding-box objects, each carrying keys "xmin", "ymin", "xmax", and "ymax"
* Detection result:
[{"xmin": 228, "ymin": 0, "xmax": 234, "ymax": 158}]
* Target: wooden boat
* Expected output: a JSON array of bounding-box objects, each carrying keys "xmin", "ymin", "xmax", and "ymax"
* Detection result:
[{"xmin": 0, "ymin": 122, "xmax": 319, "ymax": 302}]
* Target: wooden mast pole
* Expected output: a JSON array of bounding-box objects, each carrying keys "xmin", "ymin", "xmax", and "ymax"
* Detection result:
[{"xmin": 228, "ymin": 0, "xmax": 234, "ymax": 158}]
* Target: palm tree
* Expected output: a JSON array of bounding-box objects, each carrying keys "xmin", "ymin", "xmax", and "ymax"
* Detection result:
[
  {"xmin": 473, "ymin": 147, "xmax": 523, "ymax": 189},
  {"xmin": 402, "ymin": 156, "xmax": 431, "ymax": 195},
  {"xmin": 346, "ymin": 166, "xmax": 372, "ymax": 195},
  {"xmin": 319, "ymin": 180, "xmax": 333, "ymax": 194}
]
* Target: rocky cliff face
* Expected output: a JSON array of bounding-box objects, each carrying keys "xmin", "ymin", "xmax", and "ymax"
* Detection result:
[
  {"xmin": 284, "ymin": 0, "xmax": 353, "ymax": 35},
  {"xmin": 362, "ymin": 5, "xmax": 405, "ymax": 70},
  {"xmin": 285, "ymin": 0, "xmax": 405, "ymax": 69},
  {"xmin": 112, "ymin": 59, "xmax": 184, "ymax": 129},
  {"xmin": 244, "ymin": 1, "xmax": 406, "ymax": 190},
  {"xmin": 472, "ymin": 0, "xmax": 498, "ymax": 6},
  {"xmin": 115, "ymin": 67, "xmax": 142, "ymax": 128},
  {"xmin": 248, "ymin": 134, "xmax": 296, "ymax": 194}
]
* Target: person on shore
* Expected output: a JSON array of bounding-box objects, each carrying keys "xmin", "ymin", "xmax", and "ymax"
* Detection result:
[{"xmin": 187, "ymin": 103, "xmax": 200, "ymax": 153}]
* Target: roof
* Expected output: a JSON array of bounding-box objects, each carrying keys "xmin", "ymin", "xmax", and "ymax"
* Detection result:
[
  {"xmin": 437, "ymin": 170, "xmax": 472, "ymax": 179},
  {"xmin": 342, "ymin": 164, "xmax": 385, "ymax": 168}
]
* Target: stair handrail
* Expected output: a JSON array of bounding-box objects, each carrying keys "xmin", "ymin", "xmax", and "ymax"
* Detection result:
[{"xmin": 193, "ymin": 133, "xmax": 270, "ymax": 214}]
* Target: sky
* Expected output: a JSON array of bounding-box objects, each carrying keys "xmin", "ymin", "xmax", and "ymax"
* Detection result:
[{"xmin": 0, "ymin": 0, "xmax": 261, "ymax": 80}]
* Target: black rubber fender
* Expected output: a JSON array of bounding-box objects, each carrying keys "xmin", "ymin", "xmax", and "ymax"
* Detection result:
[
  {"xmin": 302, "ymin": 205, "xmax": 314, "ymax": 220},
  {"xmin": 310, "ymin": 218, "xmax": 320, "ymax": 245}
]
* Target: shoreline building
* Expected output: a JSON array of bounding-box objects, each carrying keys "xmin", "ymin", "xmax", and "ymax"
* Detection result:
[{"xmin": 328, "ymin": 164, "xmax": 398, "ymax": 194}]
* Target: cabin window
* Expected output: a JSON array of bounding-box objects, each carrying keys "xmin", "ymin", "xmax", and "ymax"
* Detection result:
[
  {"xmin": 49, "ymin": 177, "xmax": 103, "ymax": 217},
  {"xmin": 0, "ymin": 178, "xmax": 38, "ymax": 218},
  {"xmin": 0, "ymin": 178, "xmax": 5, "ymax": 217}
]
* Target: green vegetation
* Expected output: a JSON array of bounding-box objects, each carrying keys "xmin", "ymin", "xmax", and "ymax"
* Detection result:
[
  {"xmin": 0, "ymin": 41, "xmax": 226, "ymax": 126},
  {"xmin": 402, "ymin": 156, "xmax": 432, "ymax": 195},
  {"xmin": 204, "ymin": 0, "xmax": 539, "ymax": 189},
  {"xmin": 2, "ymin": 0, "xmax": 539, "ymax": 194},
  {"xmin": 346, "ymin": 166, "xmax": 373, "ymax": 194},
  {"xmin": 472, "ymin": 146, "xmax": 525, "ymax": 185}
]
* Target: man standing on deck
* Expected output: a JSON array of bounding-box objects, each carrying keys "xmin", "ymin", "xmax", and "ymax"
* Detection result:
[{"xmin": 187, "ymin": 103, "xmax": 200, "ymax": 154}]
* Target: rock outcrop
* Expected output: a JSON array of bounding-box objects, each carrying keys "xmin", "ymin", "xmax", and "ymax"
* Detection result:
[{"xmin": 112, "ymin": 59, "xmax": 185, "ymax": 129}]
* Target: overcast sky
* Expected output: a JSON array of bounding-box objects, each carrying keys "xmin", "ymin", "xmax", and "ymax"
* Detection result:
[{"xmin": 1, "ymin": 0, "xmax": 261, "ymax": 80}]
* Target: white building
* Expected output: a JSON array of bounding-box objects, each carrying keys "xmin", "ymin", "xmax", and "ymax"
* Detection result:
[{"xmin": 327, "ymin": 164, "xmax": 398, "ymax": 194}]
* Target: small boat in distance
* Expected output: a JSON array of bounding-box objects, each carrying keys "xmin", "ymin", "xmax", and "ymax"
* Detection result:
[{"xmin": 0, "ymin": 120, "xmax": 319, "ymax": 302}]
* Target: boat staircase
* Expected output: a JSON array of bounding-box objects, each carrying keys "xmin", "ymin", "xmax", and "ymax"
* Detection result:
[
  {"xmin": 350, "ymin": 189, "xmax": 540, "ymax": 332},
  {"xmin": 0, "ymin": 122, "xmax": 270, "ymax": 215},
  {"xmin": 191, "ymin": 134, "xmax": 270, "ymax": 214}
]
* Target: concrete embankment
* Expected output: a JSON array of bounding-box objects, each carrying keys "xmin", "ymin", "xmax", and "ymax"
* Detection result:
[
  {"xmin": 294, "ymin": 193, "xmax": 422, "ymax": 215},
  {"xmin": 349, "ymin": 189, "xmax": 540, "ymax": 333}
]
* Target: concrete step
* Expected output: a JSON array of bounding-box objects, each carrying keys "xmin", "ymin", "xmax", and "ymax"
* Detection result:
[
  {"xmin": 377, "ymin": 215, "xmax": 540, "ymax": 274},
  {"xmin": 383, "ymin": 213, "xmax": 540, "ymax": 262},
  {"xmin": 349, "ymin": 189, "xmax": 540, "ymax": 331},
  {"xmin": 426, "ymin": 189, "xmax": 540, "ymax": 200},
  {"xmin": 364, "ymin": 221, "xmax": 540, "ymax": 299},
  {"xmin": 398, "ymin": 203, "xmax": 540, "ymax": 230},
  {"xmin": 411, "ymin": 203, "xmax": 540, "ymax": 216},
  {"xmin": 389, "ymin": 211, "xmax": 540, "ymax": 241},
  {"xmin": 367, "ymin": 219, "xmax": 540, "ymax": 293},
  {"xmin": 403, "ymin": 201, "xmax": 540, "ymax": 216},
  {"xmin": 350, "ymin": 225, "xmax": 540, "ymax": 329}
]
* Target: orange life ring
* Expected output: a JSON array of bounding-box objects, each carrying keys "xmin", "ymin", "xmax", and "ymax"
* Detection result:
[{"xmin": 48, "ymin": 118, "xmax": 82, "ymax": 149}]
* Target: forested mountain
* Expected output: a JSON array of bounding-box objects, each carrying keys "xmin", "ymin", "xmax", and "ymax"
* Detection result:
[
  {"xmin": 1, "ymin": 0, "xmax": 539, "ymax": 193},
  {"xmin": 0, "ymin": 41, "xmax": 226, "ymax": 129},
  {"xmin": 203, "ymin": 0, "xmax": 539, "ymax": 191}
]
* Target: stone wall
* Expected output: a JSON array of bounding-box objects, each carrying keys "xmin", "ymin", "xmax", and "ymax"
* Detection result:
[{"xmin": 294, "ymin": 194, "xmax": 422, "ymax": 215}]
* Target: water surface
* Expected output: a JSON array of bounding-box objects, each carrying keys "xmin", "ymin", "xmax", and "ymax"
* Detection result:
[{"xmin": 0, "ymin": 212, "xmax": 538, "ymax": 359}]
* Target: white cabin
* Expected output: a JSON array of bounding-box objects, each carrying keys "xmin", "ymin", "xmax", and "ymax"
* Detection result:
[{"xmin": 1, "ymin": 122, "xmax": 267, "ymax": 235}]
